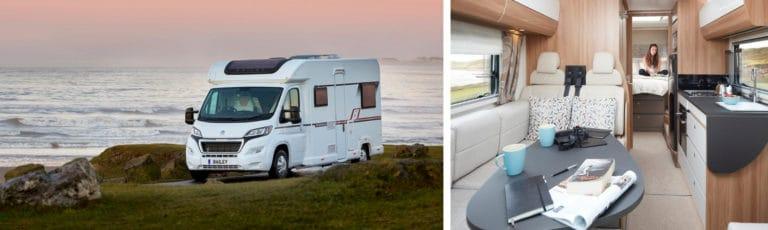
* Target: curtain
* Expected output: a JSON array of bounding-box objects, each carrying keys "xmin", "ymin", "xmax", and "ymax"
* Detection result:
[{"xmin": 497, "ymin": 31, "xmax": 525, "ymax": 105}]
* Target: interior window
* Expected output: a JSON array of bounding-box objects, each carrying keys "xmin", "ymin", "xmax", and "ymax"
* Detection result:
[
  {"xmin": 314, "ymin": 86, "xmax": 328, "ymax": 107},
  {"xmin": 360, "ymin": 83, "xmax": 377, "ymax": 108},
  {"xmin": 450, "ymin": 54, "xmax": 499, "ymax": 104},
  {"xmin": 735, "ymin": 38, "xmax": 768, "ymax": 91}
]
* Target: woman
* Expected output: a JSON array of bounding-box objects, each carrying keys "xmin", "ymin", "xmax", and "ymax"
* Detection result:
[{"xmin": 639, "ymin": 44, "xmax": 668, "ymax": 76}]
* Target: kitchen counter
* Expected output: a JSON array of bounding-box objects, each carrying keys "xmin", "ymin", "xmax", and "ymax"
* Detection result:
[
  {"xmin": 683, "ymin": 94, "xmax": 768, "ymax": 117},
  {"xmin": 681, "ymin": 93, "xmax": 768, "ymax": 173}
]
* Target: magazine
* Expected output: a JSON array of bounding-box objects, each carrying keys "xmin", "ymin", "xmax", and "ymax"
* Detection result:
[{"xmin": 543, "ymin": 170, "xmax": 637, "ymax": 230}]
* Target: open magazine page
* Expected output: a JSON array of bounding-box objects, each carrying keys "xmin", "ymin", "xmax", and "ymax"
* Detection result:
[{"xmin": 543, "ymin": 171, "xmax": 637, "ymax": 230}]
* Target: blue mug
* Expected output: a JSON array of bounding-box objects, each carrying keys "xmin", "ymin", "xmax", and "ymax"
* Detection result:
[
  {"xmin": 538, "ymin": 124, "xmax": 556, "ymax": 147},
  {"xmin": 494, "ymin": 144, "xmax": 527, "ymax": 176}
]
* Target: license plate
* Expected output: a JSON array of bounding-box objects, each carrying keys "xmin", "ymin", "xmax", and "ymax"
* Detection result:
[{"xmin": 207, "ymin": 158, "xmax": 230, "ymax": 165}]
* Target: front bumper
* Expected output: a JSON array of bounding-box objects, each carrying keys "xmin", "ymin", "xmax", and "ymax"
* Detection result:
[{"xmin": 185, "ymin": 136, "xmax": 271, "ymax": 171}]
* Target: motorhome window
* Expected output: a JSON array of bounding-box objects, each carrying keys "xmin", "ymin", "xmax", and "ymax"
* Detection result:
[
  {"xmin": 734, "ymin": 37, "xmax": 768, "ymax": 92},
  {"xmin": 198, "ymin": 87, "xmax": 283, "ymax": 122},
  {"xmin": 360, "ymin": 83, "xmax": 377, "ymax": 109},
  {"xmin": 314, "ymin": 86, "xmax": 328, "ymax": 107},
  {"xmin": 450, "ymin": 54, "xmax": 499, "ymax": 104},
  {"xmin": 283, "ymin": 88, "xmax": 300, "ymax": 110}
]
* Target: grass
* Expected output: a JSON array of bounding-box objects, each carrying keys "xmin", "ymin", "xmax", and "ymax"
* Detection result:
[
  {"xmin": 451, "ymin": 83, "xmax": 490, "ymax": 104},
  {"xmin": 0, "ymin": 144, "xmax": 443, "ymax": 229}
]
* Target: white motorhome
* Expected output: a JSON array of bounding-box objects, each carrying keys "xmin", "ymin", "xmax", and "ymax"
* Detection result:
[{"xmin": 184, "ymin": 55, "xmax": 383, "ymax": 182}]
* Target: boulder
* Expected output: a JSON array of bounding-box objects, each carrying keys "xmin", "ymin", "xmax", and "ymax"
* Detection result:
[
  {"xmin": 90, "ymin": 144, "xmax": 187, "ymax": 183},
  {"xmin": 160, "ymin": 156, "xmax": 191, "ymax": 181},
  {"xmin": 0, "ymin": 158, "xmax": 101, "ymax": 207},
  {"xmin": 393, "ymin": 143, "xmax": 429, "ymax": 158},
  {"xmin": 123, "ymin": 154, "xmax": 160, "ymax": 183},
  {"xmin": 4, "ymin": 163, "xmax": 45, "ymax": 181}
]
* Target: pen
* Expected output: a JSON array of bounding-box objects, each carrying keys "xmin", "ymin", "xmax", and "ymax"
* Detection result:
[{"xmin": 552, "ymin": 164, "xmax": 578, "ymax": 177}]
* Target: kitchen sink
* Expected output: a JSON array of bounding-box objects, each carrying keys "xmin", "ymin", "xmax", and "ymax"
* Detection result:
[{"xmin": 716, "ymin": 101, "xmax": 768, "ymax": 112}]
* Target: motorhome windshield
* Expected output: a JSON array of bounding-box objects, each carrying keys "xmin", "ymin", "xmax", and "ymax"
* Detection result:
[{"xmin": 198, "ymin": 87, "xmax": 283, "ymax": 122}]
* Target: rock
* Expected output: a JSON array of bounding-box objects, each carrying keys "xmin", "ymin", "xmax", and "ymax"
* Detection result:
[
  {"xmin": 123, "ymin": 154, "xmax": 160, "ymax": 183},
  {"xmin": 0, "ymin": 158, "xmax": 101, "ymax": 207},
  {"xmin": 160, "ymin": 156, "xmax": 191, "ymax": 181},
  {"xmin": 393, "ymin": 143, "xmax": 429, "ymax": 158},
  {"xmin": 90, "ymin": 144, "xmax": 186, "ymax": 183},
  {"xmin": 4, "ymin": 163, "xmax": 45, "ymax": 181}
]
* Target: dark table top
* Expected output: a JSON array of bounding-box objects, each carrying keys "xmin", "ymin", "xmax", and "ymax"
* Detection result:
[{"xmin": 466, "ymin": 136, "xmax": 645, "ymax": 230}]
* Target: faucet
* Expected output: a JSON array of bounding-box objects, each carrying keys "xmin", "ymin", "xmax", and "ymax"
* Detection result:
[{"xmin": 751, "ymin": 68, "xmax": 759, "ymax": 103}]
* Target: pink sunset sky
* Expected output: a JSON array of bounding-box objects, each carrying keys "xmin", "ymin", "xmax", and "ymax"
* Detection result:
[{"xmin": 0, "ymin": 0, "xmax": 442, "ymax": 67}]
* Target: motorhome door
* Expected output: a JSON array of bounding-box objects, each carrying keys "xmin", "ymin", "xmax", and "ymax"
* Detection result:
[{"xmin": 333, "ymin": 68, "xmax": 348, "ymax": 162}]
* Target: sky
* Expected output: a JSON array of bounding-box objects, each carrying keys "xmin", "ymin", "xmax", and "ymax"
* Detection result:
[{"xmin": 0, "ymin": 0, "xmax": 442, "ymax": 67}]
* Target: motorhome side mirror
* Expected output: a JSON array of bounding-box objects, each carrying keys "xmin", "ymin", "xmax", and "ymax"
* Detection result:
[
  {"xmin": 185, "ymin": 107, "xmax": 197, "ymax": 125},
  {"xmin": 280, "ymin": 106, "xmax": 301, "ymax": 124}
]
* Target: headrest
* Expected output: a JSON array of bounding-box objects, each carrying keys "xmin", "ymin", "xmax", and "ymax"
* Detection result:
[
  {"xmin": 536, "ymin": 52, "xmax": 560, "ymax": 74},
  {"xmin": 592, "ymin": 52, "xmax": 615, "ymax": 74}
]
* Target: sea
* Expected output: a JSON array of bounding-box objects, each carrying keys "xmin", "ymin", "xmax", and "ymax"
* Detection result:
[{"xmin": 0, "ymin": 61, "xmax": 442, "ymax": 166}]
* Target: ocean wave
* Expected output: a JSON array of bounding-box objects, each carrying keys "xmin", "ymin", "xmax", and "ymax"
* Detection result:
[
  {"xmin": 0, "ymin": 117, "xmax": 169, "ymax": 128},
  {"xmin": 0, "ymin": 105, "xmax": 184, "ymax": 115},
  {"xmin": 0, "ymin": 129, "xmax": 21, "ymax": 136}
]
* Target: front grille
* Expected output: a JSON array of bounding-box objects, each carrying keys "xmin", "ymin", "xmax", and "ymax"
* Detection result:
[
  {"xmin": 201, "ymin": 142, "xmax": 241, "ymax": 153},
  {"xmin": 202, "ymin": 165, "xmax": 240, "ymax": 169},
  {"xmin": 202, "ymin": 154, "xmax": 238, "ymax": 158}
]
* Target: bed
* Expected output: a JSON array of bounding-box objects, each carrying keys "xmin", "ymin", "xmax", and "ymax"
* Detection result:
[
  {"xmin": 632, "ymin": 74, "xmax": 670, "ymax": 96},
  {"xmin": 630, "ymin": 57, "xmax": 670, "ymax": 96}
]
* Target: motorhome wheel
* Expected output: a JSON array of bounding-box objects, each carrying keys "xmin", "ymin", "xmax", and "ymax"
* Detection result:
[
  {"xmin": 190, "ymin": 171, "xmax": 209, "ymax": 183},
  {"xmin": 360, "ymin": 147, "xmax": 369, "ymax": 162},
  {"xmin": 269, "ymin": 150, "xmax": 289, "ymax": 179}
]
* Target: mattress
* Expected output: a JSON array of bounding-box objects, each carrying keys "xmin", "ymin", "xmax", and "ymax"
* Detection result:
[{"xmin": 632, "ymin": 75, "xmax": 669, "ymax": 96}]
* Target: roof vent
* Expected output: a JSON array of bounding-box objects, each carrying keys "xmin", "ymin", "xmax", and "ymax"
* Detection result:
[{"xmin": 224, "ymin": 58, "xmax": 289, "ymax": 75}]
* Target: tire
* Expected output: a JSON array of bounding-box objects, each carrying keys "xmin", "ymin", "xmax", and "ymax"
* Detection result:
[
  {"xmin": 269, "ymin": 149, "xmax": 290, "ymax": 179},
  {"xmin": 190, "ymin": 171, "xmax": 209, "ymax": 183},
  {"xmin": 352, "ymin": 146, "xmax": 370, "ymax": 163},
  {"xmin": 359, "ymin": 147, "xmax": 370, "ymax": 162}
]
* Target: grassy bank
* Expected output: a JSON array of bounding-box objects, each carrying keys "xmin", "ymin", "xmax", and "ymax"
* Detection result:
[
  {"xmin": 0, "ymin": 145, "xmax": 443, "ymax": 229},
  {"xmin": 451, "ymin": 83, "xmax": 489, "ymax": 104}
]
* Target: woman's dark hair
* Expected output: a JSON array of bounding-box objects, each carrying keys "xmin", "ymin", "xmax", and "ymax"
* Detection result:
[{"xmin": 644, "ymin": 44, "xmax": 659, "ymax": 69}]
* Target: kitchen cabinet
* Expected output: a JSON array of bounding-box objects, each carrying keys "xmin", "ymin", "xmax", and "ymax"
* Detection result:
[
  {"xmin": 699, "ymin": 0, "xmax": 768, "ymax": 40},
  {"xmin": 452, "ymin": 0, "xmax": 558, "ymax": 36},
  {"xmin": 678, "ymin": 93, "xmax": 768, "ymax": 230},
  {"xmin": 678, "ymin": 94, "xmax": 708, "ymax": 223}
]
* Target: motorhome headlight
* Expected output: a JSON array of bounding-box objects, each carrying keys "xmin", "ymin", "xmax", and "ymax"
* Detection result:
[
  {"xmin": 191, "ymin": 127, "xmax": 202, "ymax": 137},
  {"xmin": 244, "ymin": 126, "xmax": 272, "ymax": 138}
]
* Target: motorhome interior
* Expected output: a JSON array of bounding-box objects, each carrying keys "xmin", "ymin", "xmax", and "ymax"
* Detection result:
[
  {"xmin": 450, "ymin": 0, "xmax": 768, "ymax": 229},
  {"xmin": 184, "ymin": 55, "xmax": 383, "ymax": 182}
]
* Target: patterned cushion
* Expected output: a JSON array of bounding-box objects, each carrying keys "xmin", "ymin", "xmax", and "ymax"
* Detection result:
[
  {"xmin": 571, "ymin": 97, "xmax": 616, "ymax": 132},
  {"xmin": 526, "ymin": 97, "xmax": 573, "ymax": 140}
]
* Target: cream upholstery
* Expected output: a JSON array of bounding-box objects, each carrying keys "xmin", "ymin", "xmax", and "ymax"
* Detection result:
[
  {"xmin": 587, "ymin": 52, "xmax": 623, "ymax": 85},
  {"xmin": 530, "ymin": 52, "xmax": 565, "ymax": 85},
  {"xmin": 451, "ymin": 109, "xmax": 501, "ymax": 181},
  {"xmin": 592, "ymin": 52, "xmax": 615, "ymax": 74},
  {"xmin": 495, "ymin": 101, "xmax": 529, "ymax": 151},
  {"xmin": 583, "ymin": 52, "xmax": 625, "ymax": 135}
]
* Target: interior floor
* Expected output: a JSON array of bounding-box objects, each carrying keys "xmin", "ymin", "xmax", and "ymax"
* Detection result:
[{"xmin": 451, "ymin": 132, "xmax": 704, "ymax": 230}]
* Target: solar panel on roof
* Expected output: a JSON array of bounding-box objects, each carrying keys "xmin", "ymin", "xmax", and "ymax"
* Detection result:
[{"xmin": 224, "ymin": 58, "xmax": 289, "ymax": 75}]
